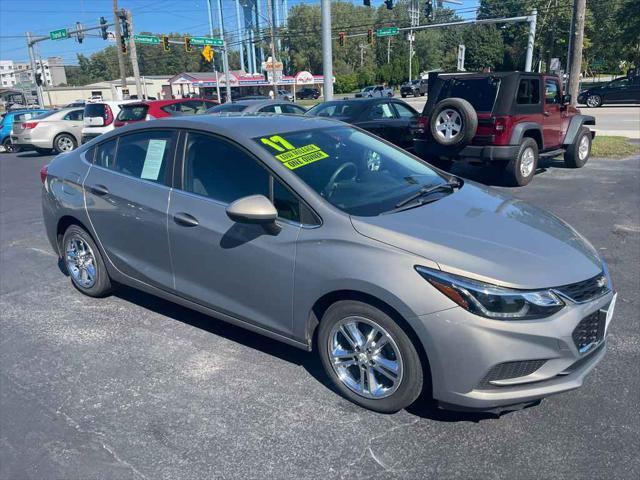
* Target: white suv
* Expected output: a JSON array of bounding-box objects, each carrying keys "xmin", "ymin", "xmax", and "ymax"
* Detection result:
[{"xmin": 81, "ymin": 100, "xmax": 137, "ymax": 143}]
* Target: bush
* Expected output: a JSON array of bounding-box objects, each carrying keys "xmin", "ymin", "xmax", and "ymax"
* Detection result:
[{"xmin": 335, "ymin": 73, "xmax": 358, "ymax": 94}]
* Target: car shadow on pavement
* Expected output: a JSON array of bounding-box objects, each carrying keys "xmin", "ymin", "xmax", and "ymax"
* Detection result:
[
  {"xmin": 115, "ymin": 284, "xmax": 511, "ymax": 423},
  {"xmin": 448, "ymin": 158, "xmax": 568, "ymax": 187}
]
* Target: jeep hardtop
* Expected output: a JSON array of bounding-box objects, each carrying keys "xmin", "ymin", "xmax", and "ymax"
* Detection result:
[{"xmin": 412, "ymin": 71, "xmax": 595, "ymax": 186}]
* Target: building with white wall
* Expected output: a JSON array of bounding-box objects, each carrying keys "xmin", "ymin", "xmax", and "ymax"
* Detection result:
[{"xmin": 0, "ymin": 57, "xmax": 66, "ymax": 87}]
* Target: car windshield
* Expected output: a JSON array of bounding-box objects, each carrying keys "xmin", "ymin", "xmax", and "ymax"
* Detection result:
[
  {"xmin": 435, "ymin": 77, "xmax": 501, "ymax": 112},
  {"xmin": 207, "ymin": 103, "xmax": 248, "ymax": 113},
  {"xmin": 117, "ymin": 105, "xmax": 148, "ymax": 121},
  {"xmin": 254, "ymin": 126, "xmax": 448, "ymax": 216}
]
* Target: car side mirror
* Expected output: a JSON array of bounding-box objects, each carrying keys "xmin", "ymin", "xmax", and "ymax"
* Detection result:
[
  {"xmin": 562, "ymin": 94, "xmax": 571, "ymax": 105},
  {"xmin": 226, "ymin": 195, "xmax": 281, "ymax": 234}
]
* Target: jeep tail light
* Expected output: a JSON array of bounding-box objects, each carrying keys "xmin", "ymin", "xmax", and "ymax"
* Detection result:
[
  {"xmin": 40, "ymin": 164, "xmax": 48, "ymax": 184},
  {"xmin": 22, "ymin": 121, "xmax": 39, "ymax": 130},
  {"xmin": 494, "ymin": 117, "xmax": 507, "ymax": 133},
  {"xmin": 416, "ymin": 115, "xmax": 429, "ymax": 134}
]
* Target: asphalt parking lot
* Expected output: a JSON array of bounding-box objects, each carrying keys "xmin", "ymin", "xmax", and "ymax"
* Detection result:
[{"xmin": 1, "ymin": 150, "xmax": 639, "ymax": 479}]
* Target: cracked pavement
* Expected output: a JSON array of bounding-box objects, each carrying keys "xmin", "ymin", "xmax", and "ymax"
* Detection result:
[{"xmin": 1, "ymin": 151, "xmax": 638, "ymax": 479}]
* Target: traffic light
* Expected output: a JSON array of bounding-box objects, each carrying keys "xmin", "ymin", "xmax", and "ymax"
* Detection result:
[
  {"xmin": 118, "ymin": 10, "xmax": 129, "ymax": 39},
  {"xmin": 120, "ymin": 36, "xmax": 127, "ymax": 54},
  {"xmin": 385, "ymin": 0, "xmax": 393, "ymax": 10},
  {"xmin": 162, "ymin": 35, "xmax": 170, "ymax": 52},
  {"xmin": 76, "ymin": 22, "xmax": 84, "ymax": 43},
  {"xmin": 338, "ymin": 32, "xmax": 345, "ymax": 47},
  {"xmin": 367, "ymin": 29, "xmax": 373, "ymax": 45},
  {"xmin": 99, "ymin": 16, "xmax": 108, "ymax": 40},
  {"xmin": 184, "ymin": 37, "xmax": 192, "ymax": 52},
  {"xmin": 35, "ymin": 73, "xmax": 42, "ymax": 86},
  {"xmin": 363, "ymin": 0, "xmax": 370, "ymax": 5},
  {"xmin": 425, "ymin": 0, "xmax": 434, "ymax": 21}
]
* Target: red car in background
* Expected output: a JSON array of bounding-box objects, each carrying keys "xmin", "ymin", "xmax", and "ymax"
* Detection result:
[{"xmin": 114, "ymin": 98, "xmax": 218, "ymax": 127}]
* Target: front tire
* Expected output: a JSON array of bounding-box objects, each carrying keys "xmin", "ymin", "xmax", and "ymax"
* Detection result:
[
  {"xmin": 317, "ymin": 300, "xmax": 424, "ymax": 413},
  {"xmin": 504, "ymin": 137, "xmax": 538, "ymax": 186},
  {"xmin": 586, "ymin": 94, "xmax": 602, "ymax": 107},
  {"xmin": 62, "ymin": 225, "xmax": 112, "ymax": 297},
  {"xmin": 54, "ymin": 133, "xmax": 77, "ymax": 154},
  {"xmin": 564, "ymin": 126, "xmax": 591, "ymax": 168}
]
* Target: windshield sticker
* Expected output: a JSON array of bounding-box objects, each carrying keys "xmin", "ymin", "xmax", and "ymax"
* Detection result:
[
  {"xmin": 140, "ymin": 139, "xmax": 167, "ymax": 180},
  {"xmin": 260, "ymin": 135, "xmax": 329, "ymax": 170}
]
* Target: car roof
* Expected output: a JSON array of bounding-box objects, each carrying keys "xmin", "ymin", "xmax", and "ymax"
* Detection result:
[
  {"xmin": 125, "ymin": 98, "xmax": 213, "ymax": 107},
  {"xmin": 99, "ymin": 113, "xmax": 342, "ymax": 140}
]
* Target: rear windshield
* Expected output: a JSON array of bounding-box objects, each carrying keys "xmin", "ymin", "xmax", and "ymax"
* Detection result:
[
  {"xmin": 33, "ymin": 110, "xmax": 58, "ymax": 120},
  {"xmin": 13, "ymin": 111, "xmax": 44, "ymax": 122},
  {"xmin": 117, "ymin": 104, "xmax": 148, "ymax": 121},
  {"xmin": 84, "ymin": 103, "xmax": 107, "ymax": 118},
  {"xmin": 306, "ymin": 102, "xmax": 358, "ymax": 119},
  {"xmin": 207, "ymin": 103, "xmax": 248, "ymax": 113},
  {"xmin": 434, "ymin": 77, "xmax": 501, "ymax": 112}
]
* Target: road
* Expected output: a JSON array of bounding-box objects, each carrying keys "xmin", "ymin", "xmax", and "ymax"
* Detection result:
[
  {"xmin": 1, "ymin": 150, "xmax": 639, "ymax": 479},
  {"xmin": 400, "ymin": 96, "xmax": 640, "ymax": 138}
]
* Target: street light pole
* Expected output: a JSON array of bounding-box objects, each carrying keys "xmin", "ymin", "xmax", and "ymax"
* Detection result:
[
  {"xmin": 112, "ymin": 0, "xmax": 127, "ymax": 94},
  {"xmin": 266, "ymin": 0, "xmax": 278, "ymax": 96},
  {"xmin": 321, "ymin": 0, "xmax": 333, "ymax": 100},
  {"xmin": 206, "ymin": 0, "xmax": 221, "ymax": 102},
  {"xmin": 26, "ymin": 32, "xmax": 44, "ymax": 107}
]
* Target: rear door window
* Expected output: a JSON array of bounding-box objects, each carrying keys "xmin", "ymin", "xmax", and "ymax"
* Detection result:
[
  {"xmin": 392, "ymin": 102, "xmax": 417, "ymax": 118},
  {"xmin": 96, "ymin": 130, "xmax": 176, "ymax": 184},
  {"xmin": 63, "ymin": 109, "xmax": 84, "ymax": 121},
  {"xmin": 367, "ymin": 102, "xmax": 395, "ymax": 120}
]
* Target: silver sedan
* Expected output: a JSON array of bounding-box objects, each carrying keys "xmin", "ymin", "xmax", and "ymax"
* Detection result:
[{"xmin": 12, "ymin": 107, "xmax": 84, "ymax": 155}]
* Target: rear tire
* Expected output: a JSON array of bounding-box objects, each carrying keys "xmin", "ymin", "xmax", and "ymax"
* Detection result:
[
  {"xmin": 318, "ymin": 300, "xmax": 423, "ymax": 413},
  {"xmin": 504, "ymin": 137, "xmax": 538, "ymax": 187},
  {"xmin": 62, "ymin": 225, "xmax": 112, "ymax": 297},
  {"xmin": 564, "ymin": 126, "xmax": 591, "ymax": 168},
  {"xmin": 2, "ymin": 137, "xmax": 19, "ymax": 153},
  {"xmin": 429, "ymin": 98, "xmax": 478, "ymax": 150}
]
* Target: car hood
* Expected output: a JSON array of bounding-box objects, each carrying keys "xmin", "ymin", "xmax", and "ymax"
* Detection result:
[{"xmin": 350, "ymin": 182, "xmax": 602, "ymax": 289}]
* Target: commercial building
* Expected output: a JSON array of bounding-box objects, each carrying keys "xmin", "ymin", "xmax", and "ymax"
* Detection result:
[{"xmin": 0, "ymin": 57, "xmax": 66, "ymax": 88}]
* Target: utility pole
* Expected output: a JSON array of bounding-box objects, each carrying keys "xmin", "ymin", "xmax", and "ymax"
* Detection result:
[
  {"xmin": 125, "ymin": 10, "xmax": 143, "ymax": 99},
  {"xmin": 387, "ymin": 37, "xmax": 391, "ymax": 64},
  {"xmin": 524, "ymin": 9, "xmax": 537, "ymax": 72},
  {"xmin": 567, "ymin": 0, "xmax": 586, "ymax": 105},
  {"xmin": 206, "ymin": 0, "xmax": 222, "ymax": 102},
  {"xmin": 359, "ymin": 44, "xmax": 365, "ymax": 67},
  {"xmin": 408, "ymin": 0, "xmax": 419, "ymax": 81},
  {"xmin": 113, "ymin": 0, "xmax": 127, "ymax": 95},
  {"xmin": 25, "ymin": 32, "xmax": 44, "ymax": 107},
  {"xmin": 321, "ymin": 0, "xmax": 333, "ymax": 100},
  {"xmin": 214, "ymin": 0, "xmax": 232, "ymax": 103},
  {"xmin": 266, "ymin": 0, "xmax": 278, "ymax": 96}
]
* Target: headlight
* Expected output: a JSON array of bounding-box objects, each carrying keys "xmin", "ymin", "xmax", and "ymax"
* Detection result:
[{"xmin": 416, "ymin": 266, "xmax": 564, "ymax": 320}]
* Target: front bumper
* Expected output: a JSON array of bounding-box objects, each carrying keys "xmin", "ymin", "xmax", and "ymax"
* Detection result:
[
  {"xmin": 414, "ymin": 139, "xmax": 519, "ymax": 162},
  {"xmin": 412, "ymin": 290, "xmax": 615, "ymax": 411}
]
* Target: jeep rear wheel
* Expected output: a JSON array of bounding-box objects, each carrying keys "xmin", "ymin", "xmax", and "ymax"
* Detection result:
[
  {"xmin": 504, "ymin": 138, "xmax": 538, "ymax": 187},
  {"xmin": 564, "ymin": 126, "xmax": 591, "ymax": 168},
  {"xmin": 429, "ymin": 98, "xmax": 478, "ymax": 150}
]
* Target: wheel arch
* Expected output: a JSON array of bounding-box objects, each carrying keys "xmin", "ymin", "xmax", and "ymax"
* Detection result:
[
  {"xmin": 509, "ymin": 122, "xmax": 543, "ymax": 149},
  {"xmin": 53, "ymin": 131, "xmax": 79, "ymax": 148},
  {"xmin": 56, "ymin": 215, "xmax": 93, "ymax": 256},
  {"xmin": 563, "ymin": 115, "xmax": 595, "ymax": 146},
  {"xmin": 306, "ymin": 289, "xmax": 433, "ymax": 394}
]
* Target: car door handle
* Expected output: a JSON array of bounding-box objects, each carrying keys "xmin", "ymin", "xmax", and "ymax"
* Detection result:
[
  {"xmin": 173, "ymin": 212, "xmax": 199, "ymax": 227},
  {"xmin": 88, "ymin": 184, "xmax": 109, "ymax": 196}
]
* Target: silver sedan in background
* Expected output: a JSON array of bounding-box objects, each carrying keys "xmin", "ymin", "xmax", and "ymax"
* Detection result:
[{"xmin": 13, "ymin": 108, "xmax": 84, "ymax": 155}]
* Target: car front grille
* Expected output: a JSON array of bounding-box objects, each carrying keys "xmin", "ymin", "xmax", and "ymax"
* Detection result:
[
  {"xmin": 572, "ymin": 310, "xmax": 606, "ymax": 354},
  {"xmin": 554, "ymin": 273, "xmax": 609, "ymax": 303},
  {"xmin": 477, "ymin": 359, "xmax": 546, "ymax": 389}
]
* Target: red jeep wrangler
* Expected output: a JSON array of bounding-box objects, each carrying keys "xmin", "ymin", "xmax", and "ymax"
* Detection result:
[{"xmin": 413, "ymin": 72, "xmax": 595, "ymax": 186}]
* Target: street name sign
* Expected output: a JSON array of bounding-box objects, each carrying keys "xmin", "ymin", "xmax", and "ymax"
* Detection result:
[
  {"xmin": 191, "ymin": 37, "xmax": 224, "ymax": 47},
  {"xmin": 134, "ymin": 35, "xmax": 160, "ymax": 45},
  {"xmin": 50, "ymin": 29, "xmax": 68, "ymax": 41},
  {"xmin": 376, "ymin": 27, "xmax": 399, "ymax": 37}
]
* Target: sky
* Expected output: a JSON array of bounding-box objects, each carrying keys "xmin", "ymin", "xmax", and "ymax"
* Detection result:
[{"xmin": 0, "ymin": 0, "xmax": 480, "ymax": 66}]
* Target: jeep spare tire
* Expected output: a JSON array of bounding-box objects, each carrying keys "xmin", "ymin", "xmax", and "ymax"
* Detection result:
[{"xmin": 429, "ymin": 98, "xmax": 478, "ymax": 149}]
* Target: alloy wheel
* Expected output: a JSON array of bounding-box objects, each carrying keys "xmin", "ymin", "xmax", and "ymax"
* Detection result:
[
  {"xmin": 578, "ymin": 135, "xmax": 590, "ymax": 160},
  {"xmin": 57, "ymin": 135, "xmax": 75, "ymax": 152},
  {"xmin": 434, "ymin": 109, "xmax": 462, "ymax": 140},
  {"xmin": 65, "ymin": 236, "xmax": 97, "ymax": 289},
  {"xmin": 520, "ymin": 147, "xmax": 535, "ymax": 177},
  {"xmin": 327, "ymin": 316, "xmax": 404, "ymax": 399}
]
